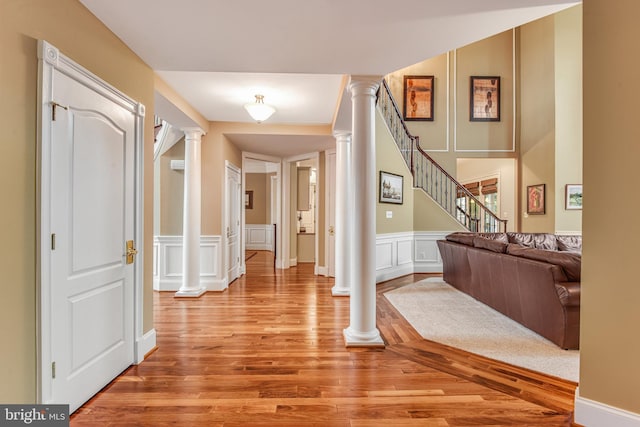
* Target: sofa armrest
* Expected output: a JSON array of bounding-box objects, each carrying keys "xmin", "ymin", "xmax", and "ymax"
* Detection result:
[{"xmin": 555, "ymin": 282, "xmax": 581, "ymax": 307}]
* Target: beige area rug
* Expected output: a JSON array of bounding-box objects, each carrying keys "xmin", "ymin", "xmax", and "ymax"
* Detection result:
[{"xmin": 384, "ymin": 277, "xmax": 579, "ymax": 382}]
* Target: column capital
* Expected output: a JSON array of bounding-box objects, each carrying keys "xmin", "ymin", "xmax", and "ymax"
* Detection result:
[
  {"xmin": 348, "ymin": 75, "xmax": 383, "ymax": 96},
  {"xmin": 333, "ymin": 131, "xmax": 352, "ymax": 142},
  {"xmin": 182, "ymin": 127, "xmax": 205, "ymax": 139}
]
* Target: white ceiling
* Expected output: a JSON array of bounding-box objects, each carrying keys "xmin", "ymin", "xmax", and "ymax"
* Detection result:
[{"xmin": 79, "ymin": 0, "xmax": 580, "ymax": 156}]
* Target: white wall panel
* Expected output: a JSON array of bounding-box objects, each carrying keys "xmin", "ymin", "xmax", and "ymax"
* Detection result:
[{"xmin": 153, "ymin": 236, "xmax": 226, "ymax": 291}]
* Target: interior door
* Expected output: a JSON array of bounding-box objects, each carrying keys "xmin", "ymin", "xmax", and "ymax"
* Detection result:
[
  {"xmin": 48, "ymin": 68, "xmax": 135, "ymax": 412},
  {"xmin": 326, "ymin": 151, "xmax": 336, "ymax": 277},
  {"xmin": 227, "ymin": 163, "xmax": 241, "ymax": 283}
]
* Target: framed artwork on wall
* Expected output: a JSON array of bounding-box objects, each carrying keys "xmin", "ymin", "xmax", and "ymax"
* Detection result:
[
  {"xmin": 527, "ymin": 184, "xmax": 545, "ymax": 215},
  {"xmin": 403, "ymin": 75, "xmax": 434, "ymax": 121},
  {"xmin": 379, "ymin": 171, "xmax": 403, "ymax": 204},
  {"xmin": 470, "ymin": 76, "xmax": 500, "ymax": 121},
  {"xmin": 245, "ymin": 190, "xmax": 253, "ymax": 209},
  {"xmin": 565, "ymin": 184, "xmax": 583, "ymax": 210}
]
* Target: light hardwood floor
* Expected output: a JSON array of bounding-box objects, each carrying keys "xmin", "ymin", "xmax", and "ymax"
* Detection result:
[{"xmin": 71, "ymin": 251, "xmax": 578, "ymax": 426}]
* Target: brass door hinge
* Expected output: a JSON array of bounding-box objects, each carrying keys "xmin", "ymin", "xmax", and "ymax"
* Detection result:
[{"xmin": 51, "ymin": 102, "xmax": 68, "ymax": 121}]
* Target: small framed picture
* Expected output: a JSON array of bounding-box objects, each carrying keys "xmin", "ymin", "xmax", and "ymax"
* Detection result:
[
  {"xmin": 565, "ymin": 184, "xmax": 583, "ymax": 210},
  {"xmin": 470, "ymin": 76, "xmax": 500, "ymax": 121},
  {"xmin": 379, "ymin": 171, "xmax": 403, "ymax": 204},
  {"xmin": 403, "ymin": 75, "xmax": 434, "ymax": 121},
  {"xmin": 245, "ymin": 190, "xmax": 253, "ymax": 209},
  {"xmin": 527, "ymin": 184, "xmax": 545, "ymax": 215}
]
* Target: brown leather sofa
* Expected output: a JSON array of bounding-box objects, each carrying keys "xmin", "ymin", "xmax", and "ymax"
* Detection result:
[{"xmin": 436, "ymin": 232, "xmax": 581, "ymax": 349}]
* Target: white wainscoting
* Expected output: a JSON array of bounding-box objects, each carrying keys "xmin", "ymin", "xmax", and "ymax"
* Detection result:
[
  {"xmin": 153, "ymin": 236, "xmax": 227, "ymax": 292},
  {"xmin": 375, "ymin": 232, "xmax": 450, "ymax": 283},
  {"xmin": 245, "ymin": 224, "xmax": 274, "ymax": 251}
]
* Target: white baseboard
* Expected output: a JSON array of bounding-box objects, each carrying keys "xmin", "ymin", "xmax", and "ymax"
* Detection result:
[
  {"xmin": 153, "ymin": 278, "xmax": 228, "ymax": 292},
  {"xmin": 136, "ymin": 328, "xmax": 157, "ymax": 364},
  {"xmin": 575, "ymin": 388, "xmax": 640, "ymax": 427},
  {"xmin": 290, "ymin": 257, "xmax": 297, "ymax": 267},
  {"xmin": 246, "ymin": 244, "xmax": 273, "ymax": 251},
  {"xmin": 316, "ymin": 265, "xmax": 328, "ymax": 276}
]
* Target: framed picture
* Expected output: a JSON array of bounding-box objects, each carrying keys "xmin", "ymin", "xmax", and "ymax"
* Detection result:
[
  {"xmin": 565, "ymin": 184, "xmax": 583, "ymax": 210},
  {"xmin": 470, "ymin": 76, "xmax": 500, "ymax": 121},
  {"xmin": 403, "ymin": 75, "xmax": 434, "ymax": 121},
  {"xmin": 245, "ymin": 190, "xmax": 253, "ymax": 209},
  {"xmin": 527, "ymin": 184, "xmax": 545, "ymax": 215},
  {"xmin": 379, "ymin": 171, "xmax": 403, "ymax": 204}
]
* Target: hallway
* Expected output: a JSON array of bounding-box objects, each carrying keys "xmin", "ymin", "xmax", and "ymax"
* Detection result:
[{"xmin": 71, "ymin": 251, "xmax": 576, "ymax": 426}]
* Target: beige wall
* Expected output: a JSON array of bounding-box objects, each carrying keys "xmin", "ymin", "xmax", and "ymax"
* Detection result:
[
  {"xmin": 200, "ymin": 127, "xmax": 242, "ymax": 236},
  {"xmin": 581, "ymin": 0, "xmax": 640, "ymax": 415},
  {"xmin": 159, "ymin": 139, "xmax": 185, "ymax": 235},
  {"xmin": 519, "ymin": 15, "xmax": 556, "ymax": 232},
  {"xmin": 386, "ymin": 30, "xmax": 517, "ymax": 179},
  {"xmin": 245, "ymin": 173, "xmax": 268, "ymax": 224},
  {"xmin": 0, "ymin": 0, "xmax": 155, "ymax": 403},
  {"xmin": 554, "ymin": 6, "xmax": 583, "ymax": 234},
  {"xmin": 385, "ymin": 13, "xmax": 582, "ymax": 234},
  {"xmin": 456, "ymin": 30, "xmax": 515, "ymax": 153},
  {"xmin": 376, "ymin": 112, "xmax": 414, "ymax": 234},
  {"xmin": 386, "ymin": 54, "xmax": 449, "ymax": 152}
]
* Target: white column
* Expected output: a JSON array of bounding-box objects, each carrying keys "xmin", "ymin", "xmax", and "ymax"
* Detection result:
[
  {"xmin": 332, "ymin": 132, "xmax": 352, "ymax": 296},
  {"xmin": 343, "ymin": 76, "xmax": 384, "ymax": 347},
  {"xmin": 175, "ymin": 128, "xmax": 207, "ymax": 298}
]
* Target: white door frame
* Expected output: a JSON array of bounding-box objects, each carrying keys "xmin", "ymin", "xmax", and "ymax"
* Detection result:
[
  {"xmin": 325, "ymin": 148, "xmax": 336, "ymax": 277},
  {"xmin": 224, "ymin": 160, "xmax": 242, "ymax": 282},
  {"xmin": 283, "ymin": 152, "xmax": 320, "ymax": 271},
  {"xmin": 36, "ymin": 40, "xmax": 146, "ymax": 404},
  {"xmin": 242, "ymin": 152, "xmax": 282, "ymax": 270}
]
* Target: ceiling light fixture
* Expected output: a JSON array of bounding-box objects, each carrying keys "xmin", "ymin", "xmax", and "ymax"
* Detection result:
[{"xmin": 244, "ymin": 94, "xmax": 275, "ymax": 123}]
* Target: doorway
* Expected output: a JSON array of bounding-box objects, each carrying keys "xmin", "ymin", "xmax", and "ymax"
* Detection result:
[{"xmin": 242, "ymin": 153, "xmax": 282, "ymax": 272}]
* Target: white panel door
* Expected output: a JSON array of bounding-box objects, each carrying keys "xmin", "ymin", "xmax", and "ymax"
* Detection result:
[
  {"xmin": 49, "ymin": 68, "xmax": 135, "ymax": 412},
  {"xmin": 326, "ymin": 151, "xmax": 336, "ymax": 277},
  {"xmin": 226, "ymin": 164, "xmax": 241, "ymax": 283}
]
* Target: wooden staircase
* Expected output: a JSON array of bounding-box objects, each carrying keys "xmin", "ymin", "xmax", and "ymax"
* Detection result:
[{"xmin": 377, "ymin": 79, "xmax": 507, "ymax": 232}]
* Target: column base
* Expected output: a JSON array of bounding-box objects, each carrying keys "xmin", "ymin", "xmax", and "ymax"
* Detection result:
[
  {"xmin": 174, "ymin": 287, "xmax": 207, "ymax": 298},
  {"xmin": 331, "ymin": 285, "xmax": 350, "ymax": 297},
  {"xmin": 343, "ymin": 326, "xmax": 385, "ymax": 348}
]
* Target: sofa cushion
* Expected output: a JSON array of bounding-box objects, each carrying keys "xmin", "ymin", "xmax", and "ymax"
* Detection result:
[
  {"xmin": 507, "ymin": 232, "xmax": 558, "ymax": 250},
  {"xmin": 557, "ymin": 235, "xmax": 582, "ymax": 253},
  {"xmin": 507, "ymin": 244, "xmax": 581, "ymax": 281},
  {"xmin": 477, "ymin": 232, "xmax": 509, "ymax": 244},
  {"xmin": 473, "ymin": 236, "xmax": 508, "ymax": 253},
  {"xmin": 507, "ymin": 232, "xmax": 536, "ymax": 247},
  {"xmin": 445, "ymin": 232, "xmax": 475, "ymax": 246},
  {"xmin": 534, "ymin": 233, "xmax": 559, "ymax": 251}
]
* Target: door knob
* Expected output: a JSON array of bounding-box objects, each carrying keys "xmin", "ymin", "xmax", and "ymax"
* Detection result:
[
  {"xmin": 329, "ymin": 226, "xmax": 335, "ymax": 236},
  {"xmin": 126, "ymin": 240, "xmax": 138, "ymax": 264}
]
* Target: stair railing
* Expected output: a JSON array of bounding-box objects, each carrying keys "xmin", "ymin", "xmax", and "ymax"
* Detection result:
[{"xmin": 377, "ymin": 79, "xmax": 507, "ymax": 233}]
